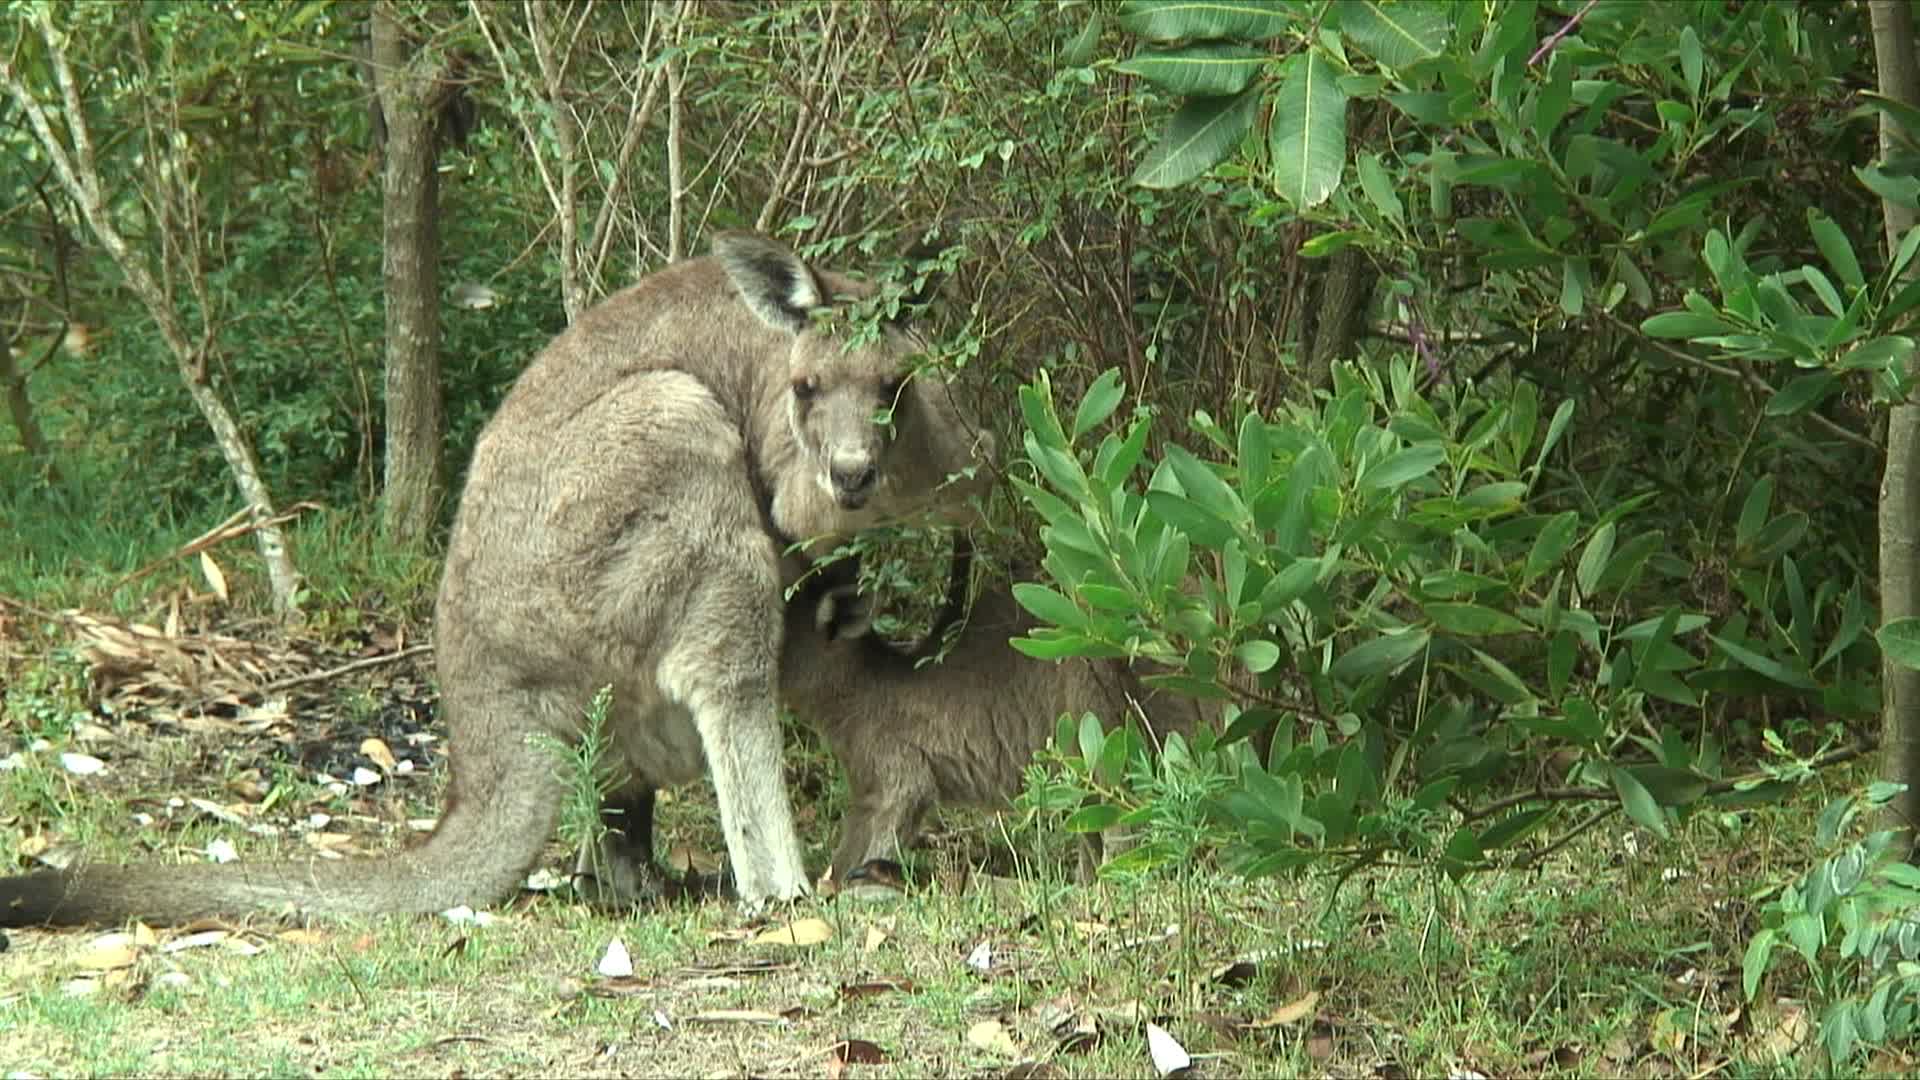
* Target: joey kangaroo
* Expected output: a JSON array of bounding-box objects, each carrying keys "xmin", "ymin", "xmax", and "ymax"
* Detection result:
[
  {"xmin": 784, "ymin": 544, "xmax": 1220, "ymax": 887},
  {"xmin": 0, "ymin": 232, "xmax": 993, "ymax": 927}
]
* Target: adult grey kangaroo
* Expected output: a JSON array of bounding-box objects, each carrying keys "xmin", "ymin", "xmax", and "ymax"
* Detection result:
[{"xmin": 0, "ymin": 232, "xmax": 992, "ymax": 926}]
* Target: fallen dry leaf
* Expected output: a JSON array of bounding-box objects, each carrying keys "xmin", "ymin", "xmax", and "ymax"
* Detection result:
[
  {"xmin": 73, "ymin": 938, "xmax": 139, "ymax": 972},
  {"xmin": 1002, "ymin": 1065, "xmax": 1064, "ymax": 1080},
  {"xmin": 359, "ymin": 737, "xmax": 398, "ymax": 772},
  {"xmin": 1210, "ymin": 959, "xmax": 1258, "ymax": 987},
  {"xmin": 965, "ymin": 940, "xmax": 993, "ymax": 972},
  {"xmin": 667, "ymin": 844, "xmax": 722, "ymax": 876},
  {"xmin": 1252, "ymin": 990, "xmax": 1320, "ymax": 1028},
  {"xmin": 752, "ymin": 917, "xmax": 833, "ymax": 947},
  {"xmin": 1145, "ymin": 1022, "xmax": 1191, "ymax": 1077},
  {"xmin": 863, "ymin": 925, "xmax": 889, "ymax": 952},
  {"xmin": 159, "ymin": 930, "xmax": 229, "ymax": 953},
  {"xmin": 967, "ymin": 1019, "xmax": 1020, "ymax": 1057},
  {"xmin": 60, "ymin": 752, "xmax": 106, "ymax": 776},
  {"xmin": 200, "ymin": 551, "xmax": 229, "ymax": 603},
  {"xmin": 597, "ymin": 938, "xmax": 634, "ymax": 978},
  {"xmin": 688, "ymin": 1008, "xmax": 789, "ymax": 1025},
  {"xmin": 839, "ymin": 978, "xmax": 916, "ymax": 1000},
  {"xmin": 585, "ymin": 976, "xmax": 657, "ymax": 998},
  {"xmin": 276, "ymin": 928, "xmax": 328, "ymax": 947},
  {"xmin": 826, "ymin": 1037, "xmax": 888, "ymax": 1078}
]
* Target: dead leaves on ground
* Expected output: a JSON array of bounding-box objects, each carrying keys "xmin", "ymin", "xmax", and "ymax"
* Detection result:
[{"xmin": 15, "ymin": 922, "xmax": 327, "ymax": 1003}]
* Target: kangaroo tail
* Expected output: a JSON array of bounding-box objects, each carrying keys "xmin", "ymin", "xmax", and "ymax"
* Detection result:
[{"xmin": 0, "ymin": 767, "xmax": 563, "ymax": 927}]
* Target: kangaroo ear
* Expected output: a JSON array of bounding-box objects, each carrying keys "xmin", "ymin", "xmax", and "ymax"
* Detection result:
[
  {"xmin": 815, "ymin": 583, "xmax": 875, "ymax": 641},
  {"xmin": 714, "ymin": 231, "xmax": 823, "ymax": 334},
  {"xmin": 891, "ymin": 232, "xmax": 953, "ymax": 326}
]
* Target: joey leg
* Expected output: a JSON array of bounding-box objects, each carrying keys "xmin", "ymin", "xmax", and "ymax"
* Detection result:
[{"xmin": 573, "ymin": 785, "xmax": 667, "ymax": 908}]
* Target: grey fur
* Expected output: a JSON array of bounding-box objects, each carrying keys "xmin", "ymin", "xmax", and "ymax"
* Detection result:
[
  {"xmin": 780, "ymin": 560, "xmax": 1216, "ymax": 886},
  {"xmin": 0, "ymin": 232, "xmax": 992, "ymax": 926}
]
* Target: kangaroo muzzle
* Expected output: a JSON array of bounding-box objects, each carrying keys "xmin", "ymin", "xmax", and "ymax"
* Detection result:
[{"xmin": 829, "ymin": 453, "xmax": 880, "ymax": 507}]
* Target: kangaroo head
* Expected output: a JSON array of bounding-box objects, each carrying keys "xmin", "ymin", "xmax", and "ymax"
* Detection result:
[{"xmin": 715, "ymin": 232, "xmax": 996, "ymax": 521}]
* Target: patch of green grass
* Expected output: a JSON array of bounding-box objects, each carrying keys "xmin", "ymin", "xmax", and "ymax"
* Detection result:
[{"xmin": 0, "ymin": 781, "xmax": 1890, "ymax": 1078}]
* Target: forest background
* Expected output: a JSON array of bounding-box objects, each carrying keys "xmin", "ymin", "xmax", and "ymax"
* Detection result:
[{"xmin": 6, "ymin": 1, "xmax": 1920, "ymax": 1076}]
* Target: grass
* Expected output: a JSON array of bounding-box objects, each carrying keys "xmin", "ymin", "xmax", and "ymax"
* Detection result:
[{"xmin": 0, "ymin": 513, "xmax": 1911, "ymax": 1078}]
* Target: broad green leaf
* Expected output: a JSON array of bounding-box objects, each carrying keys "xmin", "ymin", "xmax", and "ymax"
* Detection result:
[
  {"xmin": 1134, "ymin": 88, "xmax": 1262, "ymax": 189},
  {"xmin": 1355, "ymin": 151, "xmax": 1403, "ymax": 224},
  {"xmin": 1625, "ymin": 764, "xmax": 1712, "ymax": 807},
  {"xmin": 1878, "ymin": 617, "xmax": 1920, "ymax": 672},
  {"xmin": 1115, "ymin": 42, "xmax": 1267, "ymax": 97},
  {"xmin": 1072, "ymin": 368, "xmax": 1127, "ymax": 439},
  {"xmin": 1467, "ymin": 647, "xmax": 1533, "ymax": 705},
  {"xmin": 1610, "ymin": 765, "xmax": 1671, "ymax": 839},
  {"xmin": 1146, "ymin": 491, "xmax": 1235, "ymax": 547},
  {"xmin": 1235, "ymin": 639, "xmax": 1283, "ymax": 673},
  {"xmin": 1077, "ymin": 711, "xmax": 1107, "ymax": 767},
  {"xmin": 1559, "ymin": 257, "xmax": 1585, "ymax": 317},
  {"xmin": 1808, "ymin": 209, "xmax": 1864, "ymax": 290},
  {"xmin": 1765, "ymin": 372, "xmax": 1837, "ymax": 417},
  {"xmin": 1640, "ymin": 311, "xmax": 1735, "ymax": 338},
  {"xmin": 1259, "ymin": 557, "xmax": 1322, "ymax": 612},
  {"xmin": 1548, "ymin": 629, "xmax": 1577, "ymax": 699},
  {"xmin": 1025, "ymin": 436, "xmax": 1091, "ymax": 502},
  {"xmin": 1117, "ymin": 0, "xmax": 1293, "ymax": 43},
  {"xmin": 1013, "ymin": 583, "xmax": 1088, "ymax": 630},
  {"xmin": 1269, "ymin": 50, "xmax": 1348, "ymax": 208},
  {"xmin": 1333, "ymin": 0, "xmax": 1447, "ymax": 69},
  {"xmin": 1736, "ymin": 476, "xmax": 1773, "ymax": 551},
  {"xmin": 1839, "ymin": 335, "xmax": 1916, "ymax": 372},
  {"xmin": 1575, "ymin": 522, "xmax": 1616, "ymax": 598},
  {"xmin": 1677, "ymin": 26, "xmax": 1703, "ymax": 100},
  {"xmin": 1166, "ymin": 443, "xmax": 1243, "ymax": 520},
  {"xmin": 1423, "ymin": 603, "xmax": 1528, "ymax": 636},
  {"xmin": 1535, "ymin": 399, "xmax": 1575, "ymax": 470},
  {"xmin": 1417, "ymin": 570, "xmax": 1507, "ymax": 599},
  {"xmin": 1330, "ymin": 628, "xmax": 1430, "ymax": 680},
  {"xmin": 1062, "ymin": 11, "xmax": 1105, "ymax": 65},
  {"xmin": 1524, "ymin": 510, "xmax": 1580, "ymax": 584},
  {"xmin": 1095, "ymin": 419, "xmax": 1151, "ymax": 489},
  {"xmin": 1743, "ymin": 928, "xmax": 1777, "ymax": 1000},
  {"xmin": 1065, "ymin": 804, "xmax": 1124, "ymax": 832},
  {"xmin": 1478, "ymin": 808, "xmax": 1551, "ymax": 851},
  {"xmin": 1857, "ymin": 164, "xmax": 1920, "ymax": 211},
  {"xmin": 1011, "ymin": 633, "xmax": 1096, "ymax": 660},
  {"xmin": 1237, "ymin": 412, "xmax": 1270, "ymax": 494},
  {"xmin": 1357, "ymin": 444, "xmax": 1445, "ymax": 491}
]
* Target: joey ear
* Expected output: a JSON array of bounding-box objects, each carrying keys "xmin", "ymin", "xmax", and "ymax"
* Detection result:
[
  {"xmin": 714, "ymin": 231, "xmax": 824, "ymax": 334},
  {"xmin": 814, "ymin": 583, "xmax": 875, "ymax": 641},
  {"xmin": 890, "ymin": 235, "xmax": 952, "ymax": 326}
]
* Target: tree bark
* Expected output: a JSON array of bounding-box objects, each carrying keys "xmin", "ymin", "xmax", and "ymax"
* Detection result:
[
  {"xmin": 371, "ymin": 2, "xmax": 447, "ymax": 549},
  {"xmin": 1871, "ymin": 0, "xmax": 1920, "ymax": 850},
  {"xmin": 0, "ymin": 12, "xmax": 303, "ymax": 616},
  {"xmin": 1306, "ymin": 246, "xmax": 1377, "ymax": 390},
  {"xmin": 1, "ymin": 332, "xmax": 60, "ymax": 485}
]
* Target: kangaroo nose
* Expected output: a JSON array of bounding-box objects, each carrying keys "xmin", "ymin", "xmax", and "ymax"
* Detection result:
[{"xmin": 832, "ymin": 461, "xmax": 878, "ymax": 497}]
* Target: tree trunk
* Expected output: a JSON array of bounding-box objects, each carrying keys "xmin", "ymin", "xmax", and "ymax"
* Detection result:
[
  {"xmin": 0, "ymin": 13, "xmax": 303, "ymax": 616},
  {"xmin": 371, "ymin": 2, "xmax": 447, "ymax": 549},
  {"xmin": 1871, "ymin": 0, "xmax": 1920, "ymax": 850},
  {"xmin": 1, "ymin": 333, "xmax": 60, "ymax": 485},
  {"xmin": 1306, "ymin": 246, "xmax": 1377, "ymax": 389}
]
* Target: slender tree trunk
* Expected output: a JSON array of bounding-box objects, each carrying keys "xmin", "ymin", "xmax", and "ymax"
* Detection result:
[
  {"xmin": 1, "ymin": 333, "xmax": 60, "ymax": 485},
  {"xmin": 1871, "ymin": 0, "xmax": 1920, "ymax": 850},
  {"xmin": 1306, "ymin": 247, "xmax": 1376, "ymax": 389},
  {"xmin": 0, "ymin": 13, "xmax": 303, "ymax": 616},
  {"xmin": 371, "ymin": 2, "xmax": 447, "ymax": 548}
]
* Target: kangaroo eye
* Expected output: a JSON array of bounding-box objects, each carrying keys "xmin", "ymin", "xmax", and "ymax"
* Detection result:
[{"xmin": 792, "ymin": 376, "xmax": 819, "ymax": 401}]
